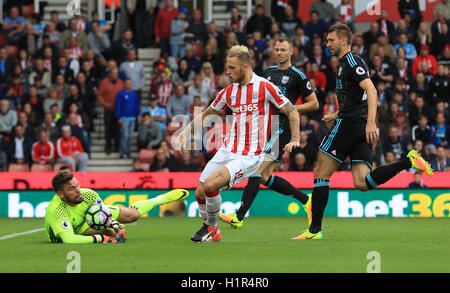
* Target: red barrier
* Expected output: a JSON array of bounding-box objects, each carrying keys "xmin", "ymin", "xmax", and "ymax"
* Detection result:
[{"xmin": 0, "ymin": 171, "xmax": 448, "ymax": 190}]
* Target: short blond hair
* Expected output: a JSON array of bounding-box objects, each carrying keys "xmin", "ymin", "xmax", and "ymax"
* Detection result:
[{"xmin": 227, "ymin": 45, "xmax": 251, "ymax": 65}]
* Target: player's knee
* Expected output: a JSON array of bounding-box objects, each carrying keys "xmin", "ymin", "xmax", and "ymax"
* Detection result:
[
  {"xmin": 123, "ymin": 208, "xmax": 140, "ymax": 223},
  {"xmin": 354, "ymin": 180, "xmax": 369, "ymax": 192},
  {"xmin": 195, "ymin": 186, "xmax": 205, "ymax": 201},
  {"xmin": 203, "ymin": 180, "xmax": 216, "ymax": 193},
  {"xmin": 313, "ymin": 164, "xmax": 327, "ymax": 179},
  {"xmin": 260, "ymin": 173, "xmax": 271, "ymax": 185}
]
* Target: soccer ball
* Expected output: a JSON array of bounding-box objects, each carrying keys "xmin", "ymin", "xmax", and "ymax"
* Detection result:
[{"xmin": 85, "ymin": 204, "xmax": 112, "ymax": 230}]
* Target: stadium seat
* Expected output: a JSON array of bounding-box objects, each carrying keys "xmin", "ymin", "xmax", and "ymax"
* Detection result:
[
  {"xmin": 139, "ymin": 149, "xmax": 157, "ymax": 163},
  {"xmin": 31, "ymin": 164, "xmax": 52, "ymax": 172},
  {"xmin": 53, "ymin": 163, "xmax": 74, "ymax": 172},
  {"xmin": 21, "ymin": 4, "xmax": 35, "ymax": 20},
  {"xmin": 8, "ymin": 164, "xmax": 30, "ymax": 172}
]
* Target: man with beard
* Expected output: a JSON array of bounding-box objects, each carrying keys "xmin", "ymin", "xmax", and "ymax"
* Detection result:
[
  {"xmin": 219, "ymin": 37, "xmax": 319, "ymax": 230},
  {"xmin": 44, "ymin": 170, "xmax": 189, "ymax": 243},
  {"xmin": 176, "ymin": 45, "xmax": 299, "ymax": 243},
  {"xmin": 294, "ymin": 24, "xmax": 433, "ymax": 240}
]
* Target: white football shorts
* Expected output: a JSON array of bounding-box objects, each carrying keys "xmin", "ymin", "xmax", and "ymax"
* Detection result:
[{"xmin": 199, "ymin": 147, "xmax": 265, "ymax": 190}]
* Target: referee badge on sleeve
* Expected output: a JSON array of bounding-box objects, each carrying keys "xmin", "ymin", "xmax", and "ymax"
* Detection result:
[{"xmin": 306, "ymin": 81, "xmax": 312, "ymax": 90}]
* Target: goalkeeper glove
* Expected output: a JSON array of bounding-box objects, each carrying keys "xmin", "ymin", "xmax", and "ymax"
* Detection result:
[
  {"xmin": 110, "ymin": 220, "xmax": 127, "ymax": 241},
  {"xmin": 93, "ymin": 234, "xmax": 125, "ymax": 243}
]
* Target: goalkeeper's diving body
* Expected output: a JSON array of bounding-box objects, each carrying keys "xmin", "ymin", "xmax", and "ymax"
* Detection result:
[{"xmin": 44, "ymin": 170, "xmax": 189, "ymax": 243}]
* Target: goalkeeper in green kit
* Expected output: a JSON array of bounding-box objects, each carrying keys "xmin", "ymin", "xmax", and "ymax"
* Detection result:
[{"xmin": 44, "ymin": 170, "xmax": 189, "ymax": 243}]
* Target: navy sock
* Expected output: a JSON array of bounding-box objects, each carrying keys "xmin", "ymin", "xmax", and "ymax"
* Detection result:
[
  {"xmin": 236, "ymin": 175, "xmax": 261, "ymax": 221},
  {"xmin": 309, "ymin": 179, "xmax": 329, "ymax": 234},
  {"xmin": 365, "ymin": 157, "xmax": 411, "ymax": 190},
  {"xmin": 264, "ymin": 175, "xmax": 308, "ymax": 204}
]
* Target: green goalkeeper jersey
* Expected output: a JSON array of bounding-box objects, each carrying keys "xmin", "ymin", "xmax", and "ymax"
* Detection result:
[{"xmin": 45, "ymin": 188, "xmax": 104, "ymax": 243}]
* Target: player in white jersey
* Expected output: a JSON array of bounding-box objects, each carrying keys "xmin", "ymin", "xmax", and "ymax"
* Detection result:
[{"xmin": 175, "ymin": 45, "xmax": 301, "ymax": 243}]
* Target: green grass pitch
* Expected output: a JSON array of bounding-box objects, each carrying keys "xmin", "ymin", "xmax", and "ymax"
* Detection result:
[{"xmin": 0, "ymin": 217, "xmax": 449, "ymax": 273}]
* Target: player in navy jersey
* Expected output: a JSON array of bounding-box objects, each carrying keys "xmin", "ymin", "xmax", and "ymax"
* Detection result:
[
  {"xmin": 220, "ymin": 37, "xmax": 319, "ymax": 230},
  {"xmin": 294, "ymin": 24, "xmax": 433, "ymax": 240}
]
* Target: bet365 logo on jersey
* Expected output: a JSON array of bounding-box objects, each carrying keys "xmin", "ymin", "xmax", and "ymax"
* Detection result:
[{"xmin": 232, "ymin": 103, "xmax": 259, "ymax": 113}]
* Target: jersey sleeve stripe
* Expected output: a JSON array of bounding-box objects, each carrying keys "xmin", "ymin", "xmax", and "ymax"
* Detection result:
[
  {"xmin": 350, "ymin": 54, "xmax": 357, "ymax": 67},
  {"xmin": 290, "ymin": 66, "xmax": 307, "ymax": 80},
  {"xmin": 242, "ymin": 83, "xmax": 254, "ymax": 156},
  {"xmin": 211, "ymin": 89, "xmax": 224, "ymax": 107},
  {"xmin": 231, "ymin": 86, "xmax": 243, "ymax": 153},
  {"xmin": 211, "ymin": 87, "xmax": 227, "ymax": 110},
  {"xmin": 257, "ymin": 81, "xmax": 266, "ymax": 155},
  {"xmin": 346, "ymin": 54, "xmax": 357, "ymax": 67}
]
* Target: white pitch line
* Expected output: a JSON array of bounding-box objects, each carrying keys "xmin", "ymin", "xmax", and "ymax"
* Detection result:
[{"xmin": 0, "ymin": 228, "xmax": 45, "ymax": 240}]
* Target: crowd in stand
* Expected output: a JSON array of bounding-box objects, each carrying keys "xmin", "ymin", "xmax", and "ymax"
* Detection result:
[{"xmin": 0, "ymin": 0, "xmax": 449, "ymax": 173}]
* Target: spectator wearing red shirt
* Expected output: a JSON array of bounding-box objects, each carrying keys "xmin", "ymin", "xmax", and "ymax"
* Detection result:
[
  {"xmin": 306, "ymin": 62, "xmax": 327, "ymax": 91},
  {"xmin": 56, "ymin": 125, "xmax": 88, "ymax": 172},
  {"xmin": 412, "ymin": 45, "xmax": 438, "ymax": 76},
  {"xmin": 32, "ymin": 131, "xmax": 55, "ymax": 164},
  {"xmin": 154, "ymin": 0, "xmax": 179, "ymax": 55},
  {"xmin": 97, "ymin": 69, "xmax": 124, "ymax": 153},
  {"xmin": 151, "ymin": 70, "xmax": 174, "ymax": 107}
]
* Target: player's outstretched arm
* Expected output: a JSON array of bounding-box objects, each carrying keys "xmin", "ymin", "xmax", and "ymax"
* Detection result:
[
  {"xmin": 58, "ymin": 229, "xmax": 122, "ymax": 244},
  {"xmin": 294, "ymin": 92, "xmax": 320, "ymax": 113},
  {"xmin": 359, "ymin": 78, "xmax": 378, "ymax": 145},
  {"xmin": 174, "ymin": 105, "xmax": 220, "ymax": 151},
  {"xmin": 280, "ymin": 101, "xmax": 301, "ymax": 152}
]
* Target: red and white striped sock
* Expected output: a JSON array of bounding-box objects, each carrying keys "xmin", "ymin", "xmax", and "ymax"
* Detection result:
[
  {"xmin": 196, "ymin": 196, "xmax": 207, "ymax": 223},
  {"xmin": 205, "ymin": 190, "xmax": 221, "ymax": 228}
]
